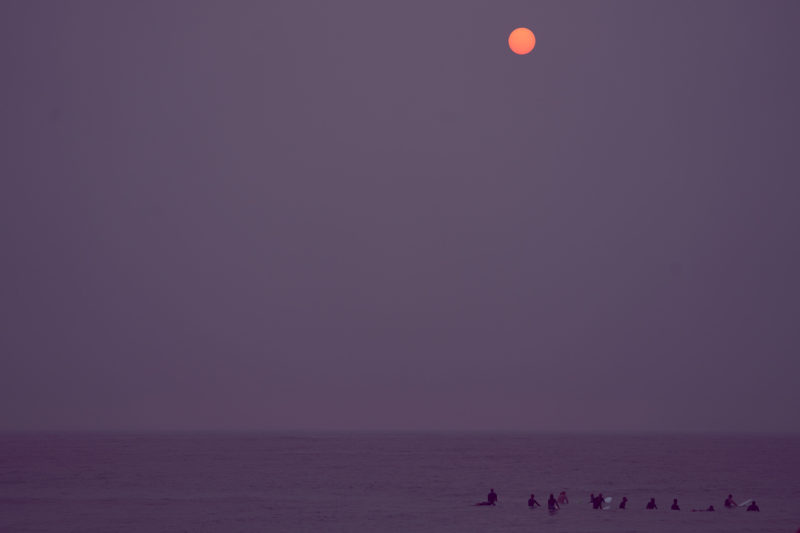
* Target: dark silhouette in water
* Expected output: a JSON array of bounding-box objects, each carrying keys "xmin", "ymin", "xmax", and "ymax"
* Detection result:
[
  {"xmin": 746, "ymin": 501, "xmax": 760, "ymax": 512},
  {"xmin": 724, "ymin": 494, "xmax": 737, "ymax": 508},
  {"xmin": 528, "ymin": 494, "xmax": 540, "ymax": 508},
  {"xmin": 671, "ymin": 498, "xmax": 680, "ymax": 510},
  {"xmin": 547, "ymin": 493, "xmax": 560, "ymax": 511},
  {"xmin": 473, "ymin": 488, "xmax": 498, "ymax": 506},
  {"xmin": 592, "ymin": 493, "xmax": 605, "ymax": 509},
  {"xmin": 619, "ymin": 496, "xmax": 628, "ymax": 509},
  {"xmin": 557, "ymin": 491, "xmax": 568, "ymax": 504},
  {"xmin": 692, "ymin": 505, "xmax": 715, "ymax": 512},
  {"xmin": 646, "ymin": 498, "xmax": 657, "ymax": 510}
]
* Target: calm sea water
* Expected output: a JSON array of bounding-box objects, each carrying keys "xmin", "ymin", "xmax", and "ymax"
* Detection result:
[{"xmin": 1, "ymin": 432, "xmax": 798, "ymax": 532}]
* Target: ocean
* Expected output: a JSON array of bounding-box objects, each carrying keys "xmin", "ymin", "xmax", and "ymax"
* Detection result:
[{"xmin": 1, "ymin": 432, "xmax": 798, "ymax": 532}]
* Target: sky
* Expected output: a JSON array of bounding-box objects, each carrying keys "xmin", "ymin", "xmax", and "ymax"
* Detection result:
[{"xmin": 1, "ymin": 0, "xmax": 799, "ymax": 432}]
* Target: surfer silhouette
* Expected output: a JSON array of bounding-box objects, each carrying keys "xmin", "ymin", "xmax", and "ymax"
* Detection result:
[
  {"xmin": 528, "ymin": 494, "xmax": 540, "ymax": 508},
  {"xmin": 724, "ymin": 494, "xmax": 737, "ymax": 508},
  {"xmin": 547, "ymin": 494, "xmax": 560, "ymax": 511},
  {"xmin": 646, "ymin": 498, "xmax": 657, "ymax": 510},
  {"xmin": 671, "ymin": 498, "xmax": 680, "ymax": 510},
  {"xmin": 557, "ymin": 491, "xmax": 568, "ymax": 504},
  {"xmin": 593, "ymin": 493, "xmax": 605, "ymax": 509},
  {"xmin": 473, "ymin": 489, "xmax": 498, "ymax": 506},
  {"xmin": 746, "ymin": 501, "xmax": 760, "ymax": 512},
  {"xmin": 619, "ymin": 496, "xmax": 628, "ymax": 509}
]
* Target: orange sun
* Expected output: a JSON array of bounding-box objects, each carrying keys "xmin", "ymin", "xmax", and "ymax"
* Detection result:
[{"xmin": 508, "ymin": 27, "xmax": 535, "ymax": 55}]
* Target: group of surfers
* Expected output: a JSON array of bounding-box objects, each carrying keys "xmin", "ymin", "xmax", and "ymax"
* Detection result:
[
  {"xmin": 525, "ymin": 490, "xmax": 568, "ymax": 511},
  {"xmin": 476, "ymin": 490, "xmax": 761, "ymax": 512}
]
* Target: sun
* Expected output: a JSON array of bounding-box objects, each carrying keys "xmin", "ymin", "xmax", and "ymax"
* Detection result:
[{"xmin": 508, "ymin": 27, "xmax": 535, "ymax": 55}]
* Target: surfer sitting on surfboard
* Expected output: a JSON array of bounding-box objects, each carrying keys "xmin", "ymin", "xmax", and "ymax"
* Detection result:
[
  {"xmin": 646, "ymin": 498, "xmax": 657, "ymax": 510},
  {"xmin": 746, "ymin": 501, "xmax": 760, "ymax": 512},
  {"xmin": 671, "ymin": 498, "xmax": 680, "ymax": 510},
  {"xmin": 724, "ymin": 494, "xmax": 737, "ymax": 508},
  {"xmin": 473, "ymin": 488, "xmax": 498, "ymax": 506},
  {"xmin": 619, "ymin": 497, "xmax": 628, "ymax": 509},
  {"xmin": 547, "ymin": 494, "xmax": 560, "ymax": 511},
  {"xmin": 528, "ymin": 494, "xmax": 540, "ymax": 508},
  {"xmin": 557, "ymin": 491, "xmax": 568, "ymax": 504}
]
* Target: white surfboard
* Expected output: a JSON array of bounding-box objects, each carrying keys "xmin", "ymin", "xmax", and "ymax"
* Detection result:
[{"xmin": 738, "ymin": 498, "xmax": 753, "ymax": 508}]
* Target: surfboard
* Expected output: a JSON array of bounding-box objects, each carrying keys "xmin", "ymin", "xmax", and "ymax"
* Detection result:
[{"xmin": 738, "ymin": 499, "xmax": 753, "ymax": 508}]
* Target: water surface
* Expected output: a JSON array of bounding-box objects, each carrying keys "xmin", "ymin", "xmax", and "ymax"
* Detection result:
[{"xmin": 1, "ymin": 432, "xmax": 798, "ymax": 532}]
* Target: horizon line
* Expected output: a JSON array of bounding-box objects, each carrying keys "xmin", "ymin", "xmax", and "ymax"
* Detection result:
[{"xmin": 2, "ymin": 428, "xmax": 799, "ymax": 436}]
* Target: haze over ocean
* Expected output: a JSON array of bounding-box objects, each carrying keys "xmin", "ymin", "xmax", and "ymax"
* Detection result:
[
  {"xmin": 2, "ymin": 0, "xmax": 799, "ymax": 531},
  {"xmin": 2, "ymin": 0, "xmax": 799, "ymax": 434}
]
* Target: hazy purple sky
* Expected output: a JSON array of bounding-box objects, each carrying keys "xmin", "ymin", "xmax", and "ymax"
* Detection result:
[{"xmin": 1, "ymin": 1, "xmax": 799, "ymax": 432}]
